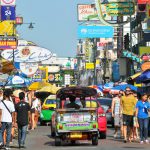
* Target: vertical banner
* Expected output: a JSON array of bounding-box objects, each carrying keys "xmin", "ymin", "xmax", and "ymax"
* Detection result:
[{"xmin": 1, "ymin": 0, "xmax": 16, "ymax": 5}]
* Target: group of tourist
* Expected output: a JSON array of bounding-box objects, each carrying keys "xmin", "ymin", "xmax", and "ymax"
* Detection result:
[
  {"xmin": 0, "ymin": 88, "xmax": 41, "ymax": 150},
  {"xmin": 111, "ymin": 87, "xmax": 150, "ymax": 144}
]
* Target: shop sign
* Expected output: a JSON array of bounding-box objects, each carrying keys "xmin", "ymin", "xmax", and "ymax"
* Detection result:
[
  {"xmin": 1, "ymin": 0, "xmax": 16, "ymax": 5},
  {"xmin": 0, "ymin": 20, "xmax": 16, "ymax": 36},
  {"xmin": 78, "ymin": 26, "xmax": 114, "ymax": 38},
  {"xmin": 86, "ymin": 63, "xmax": 94, "ymax": 70},
  {"xmin": 12, "ymin": 76, "xmax": 24, "ymax": 85},
  {"xmin": 77, "ymin": 4, "xmax": 99, "ymax": 21},
  {"xmin": 1, "ymin": 46, "xmax": 53, "ymax": 62},
  {"xmin": 47, "ymin": 66, "xmax": 60, "ymax": 73},
  {"xmin": 1, "ymin": 6, "xmax": 16, "ymax": 21},
  {"xmin": 141, "ymin": 62, "xmax": 150, "ymax": 71},
  {"xmin": 20, "ymin": 63, "xmax": 38, "ymax": 76},
  {"xmin": 0, "ymin": 40, "xmax": 17, "ymax": 49},
  {"xmin": 106, "ymin": 2, "xmax": 135, "ymax": 16}
]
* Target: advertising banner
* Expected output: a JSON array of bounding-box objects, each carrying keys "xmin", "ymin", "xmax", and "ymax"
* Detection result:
[
  {"xmin": 1, "ymin": 0, "xmax": 16, "ymax": 5},
  {"xmin": 1, "ymin": 46, "xmax": 53, "ymax": 62},
  {"xmin": 77, "ymin": 4, "xmax": 99, "ymax": 21},
  {"xmin": 48, "ymin": 73, "xmax": 62, "ymax": 83},
  {"xmin": 1, "ymin": 6, "xmax": 16, "ymax": 21},
  {"xmin": 0, "ymin": 21, "xmax": 16, "ymax": 36},
  {"xmin": 0, "ymin": 40, "xmax": 17, "ymax": 49},
  {"xmin": 78, "ymin": 26, "xmax": 114, "ymax": 38}
]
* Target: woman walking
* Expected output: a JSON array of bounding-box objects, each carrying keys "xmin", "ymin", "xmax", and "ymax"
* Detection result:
[{"xmin": 135, "ymin": 93, "xmax": 150, "ymax": 144}]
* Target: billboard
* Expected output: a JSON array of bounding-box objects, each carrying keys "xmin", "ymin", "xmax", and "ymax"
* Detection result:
[
  {"xmin": 0, "ymin": 40, "xmax": 17, "ymax": 49},
  {"xmin": 77, "ymin": 4, "xmax": 99, "ymax": 21},
  {"xmin": 0, "ymin": 20, "xmax": 16, "ymax": 36},
  {"xmin": 78, "ymin": 26, "xmax": 114, "ymax": 38},
  {"xmin": 1, "ymin": 6, "xmax": 16, "ymax": 21},
  {"xmin": 1, "ymin": 0, "xmax": 16, "ymax": 5}
]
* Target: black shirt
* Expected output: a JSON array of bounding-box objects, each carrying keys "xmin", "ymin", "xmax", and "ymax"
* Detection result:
[{"xmin": 15, "ymin": 101, "xmax": 31, "ymax": 126}]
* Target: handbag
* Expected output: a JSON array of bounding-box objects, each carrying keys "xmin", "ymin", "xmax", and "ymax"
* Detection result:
[{"xmin": 2, "ymin": 100, "xmax": 12, "ymax": 116}]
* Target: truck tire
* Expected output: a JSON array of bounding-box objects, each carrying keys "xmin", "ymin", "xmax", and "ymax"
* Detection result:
[
  {"xmin": 100, "ymin": 132, "xmax": 106, "ymax": 139},
  {"xmin": 92, "ymin": 135, "xmax": 98, "ymax": 145},
  {"xmin": 55, "ymin": 137, "xmax": 61, "ymax": 146}
]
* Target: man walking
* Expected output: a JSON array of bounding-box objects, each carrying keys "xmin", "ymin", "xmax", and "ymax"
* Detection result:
[
  {"xmin": 120, "ymin": 87, "xmax": 137, "ymax": 143},
  {"xmin": 0, "ymin": 90, "xmax": 15, "ymax": 150},
  {"xmin": 15, "ymin": 92, "xmax": 31, "ymax": 148}
]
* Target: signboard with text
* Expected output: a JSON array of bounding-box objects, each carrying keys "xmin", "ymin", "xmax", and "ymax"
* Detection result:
[
  {"xmin": 77, "ymin": 4, "xmax": 99, "ymax": 21},
  {"xmin": 0, "ymin": 40, "xmax": 17, "ymax": 49},
  {"xmin": 78, "ymin": 26, "xmax": 114, "ymax": 38},
  {"xmin": 1, "ymin": 6, "xmax": 16, "ymax": 21}
]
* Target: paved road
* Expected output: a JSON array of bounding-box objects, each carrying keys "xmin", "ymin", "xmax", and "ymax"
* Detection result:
[{"xmin": 10, "ymin": 126, "xmax": 150, "ymax": 150}]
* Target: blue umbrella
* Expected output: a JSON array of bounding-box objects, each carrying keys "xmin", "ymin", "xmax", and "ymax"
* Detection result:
[
  {"xmin": 136, "ymin": 69, "xmax": 150, "ymax": 83},
  {"xmin": 103, "ymin": 82, "xmax": 114, "ymax": 89},
  {"xmin": 111, "ymin": 84, "xmax": 137, "ymax": 91}
]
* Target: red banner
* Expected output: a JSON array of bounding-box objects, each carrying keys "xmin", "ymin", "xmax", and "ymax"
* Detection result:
[{"xmin": 138, "ymin": 0, "xmax": 150, "ymax": 4}]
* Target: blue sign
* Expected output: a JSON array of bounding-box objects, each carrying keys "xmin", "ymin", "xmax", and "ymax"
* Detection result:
[
  {"xmin": 78, "ymin": 26, "xmax": 114, "ymax": 38},
  {"xmin": 1, "ymin": 6, "xmax": 16, "ymax": 21}
]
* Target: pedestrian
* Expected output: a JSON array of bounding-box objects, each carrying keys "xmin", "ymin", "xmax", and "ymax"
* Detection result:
[
  {"xmin": 0, "ymin": 89, "xmax": 3, "ymax": 101},
  {"xmin": 31, "ymin": 93, "xmax": 41, "ymax": 130},
  {"xmin": 15, "ymin": 92, "xmax": 31, "ymax": 148},
  {"xmin": 0, "ymin": 90, "xmax": 15, "ymax": 150},
  {"xmin": 120, "ymin": 87, "xmax": 137, "ymax": 143},
  {"xmin": 135, "ymin": 93, "xmax": 150, "ymax": 144},
  {"xmin": 111, "ymin": 91, "xmax": 123, "ymax": 138}
]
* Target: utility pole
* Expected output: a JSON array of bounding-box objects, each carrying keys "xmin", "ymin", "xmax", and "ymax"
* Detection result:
[{"xmin": 93, "ymin": 38, "xmax": 97, "ymax": 85}]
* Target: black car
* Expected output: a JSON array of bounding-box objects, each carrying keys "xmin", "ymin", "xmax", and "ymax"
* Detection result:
[{"xmin": 97, "ymin": 97, "xmax": 114, "ymax": 126}]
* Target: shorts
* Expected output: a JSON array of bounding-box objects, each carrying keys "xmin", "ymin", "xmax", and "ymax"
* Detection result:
[
  {"xmin": 31, "ymin": 108, "xmax": 35, "ymax": 113},
  {"xmin": 114, "ymin": 114, "xmax": 123, "ymax": 126},
  {"xmin": 123, "ymin": 114, "xmax": 134, "ymax": 127}
]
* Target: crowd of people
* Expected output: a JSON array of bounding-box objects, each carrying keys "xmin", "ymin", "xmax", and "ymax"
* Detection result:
[
  {"xmin": 111, "ymin": 87, "xmax": 150, "ymax": 144},
  {"xmin": 0, "ymin": 88, "xmax": 41, "ymax": 150}
]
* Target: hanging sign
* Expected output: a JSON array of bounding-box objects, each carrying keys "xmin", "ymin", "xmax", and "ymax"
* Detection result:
[
  {"xmin": 1, "ymin": 46, "xmax": 53, "ymax": 62},
  {"xmin": 1, "ymin": 0, "xmax": 16, "ymax": 5}
]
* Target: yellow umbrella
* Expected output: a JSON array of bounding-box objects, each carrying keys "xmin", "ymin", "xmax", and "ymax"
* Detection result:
[
  {"xmin": 37, "ymin": 85, "xmax": 61, "ymax": 94},
  {"xmin": 28, "ymin": 82, "xmax": 51, "ymax": 91}
]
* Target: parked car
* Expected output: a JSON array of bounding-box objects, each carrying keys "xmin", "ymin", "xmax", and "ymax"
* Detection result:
[
  {"xmin": 97, "ymin": 98, "xmax": 114, "ymax": 127},
  {"xmin": 40, "ymin": 95, "xmax": 56, "ymax": 125}
]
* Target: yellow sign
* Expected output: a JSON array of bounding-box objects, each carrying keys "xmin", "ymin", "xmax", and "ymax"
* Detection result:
[
  {"xmin": 0, "ymin": 40, "xmax": 17, "ymax": 49},
  {"xmin": 147, "ymin": 4, "xmax": 150, "ymax": 19},
  {"xmin": 86, "ymin": 63, "xmax": 94, "ymax": 70},
  {"xmin": 0, "ymin": 21, "xmax": 16, "ymax": 36},
  {"xmin": 139, "ymin": 47, "xmax": 150, "ymax": 56}
]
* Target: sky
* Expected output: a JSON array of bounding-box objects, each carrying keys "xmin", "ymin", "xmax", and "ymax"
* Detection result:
[{"xmin": 16, "ymin": 0, "xmax": 94, "ymax": 57}]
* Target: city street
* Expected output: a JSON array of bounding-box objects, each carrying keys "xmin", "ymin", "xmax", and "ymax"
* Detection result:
[{"xmin": 10, "ymin": 125, "xmax": 150, "ymax": 150}]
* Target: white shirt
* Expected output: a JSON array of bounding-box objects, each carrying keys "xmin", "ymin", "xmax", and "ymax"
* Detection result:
[
  {"xmin": 32, "ymin": 98, "xmax": 40, "ymax": 110},
  {"xmin": 0, "ymin": 100, "xmax": 15, "ymax": 123}
]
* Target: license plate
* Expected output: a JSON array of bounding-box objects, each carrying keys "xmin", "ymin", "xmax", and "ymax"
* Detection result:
[{"xmin": 70, "ymin": 132, "xmax": 82, "ymax": 138}]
